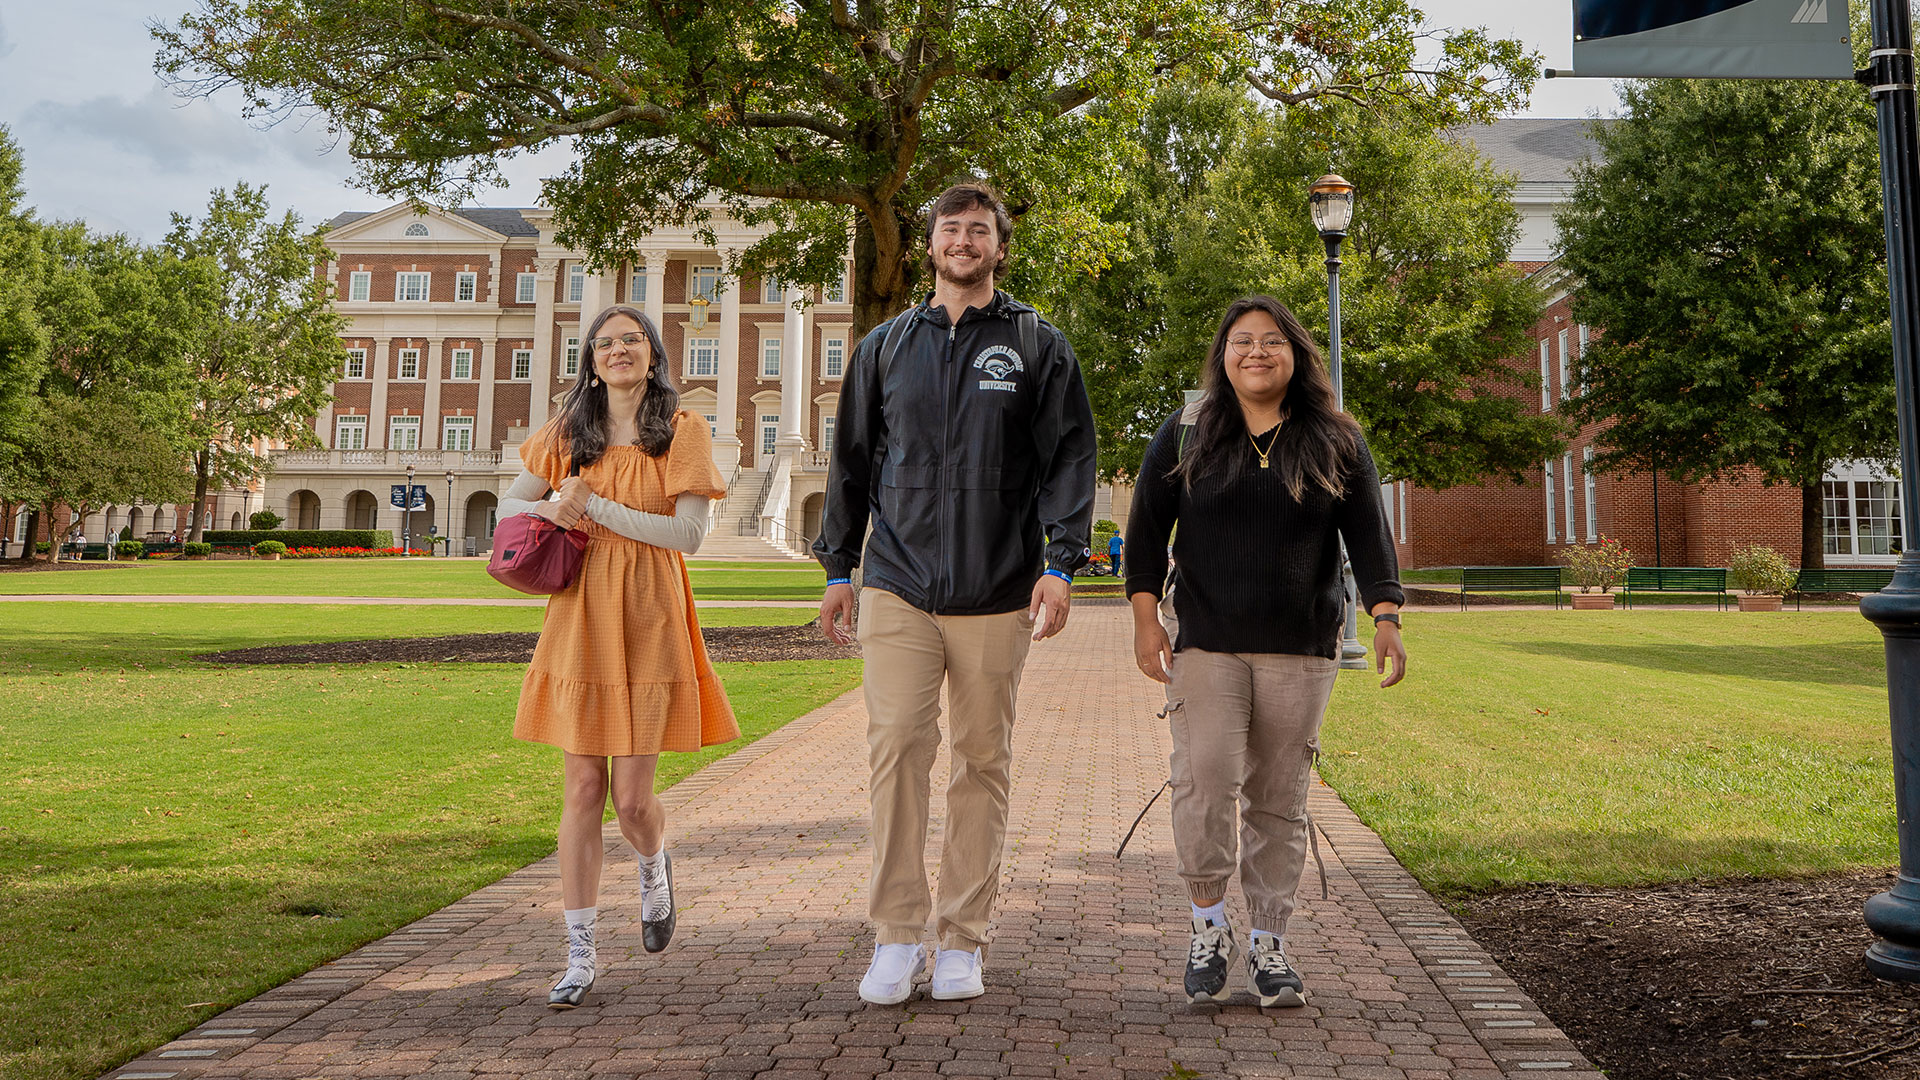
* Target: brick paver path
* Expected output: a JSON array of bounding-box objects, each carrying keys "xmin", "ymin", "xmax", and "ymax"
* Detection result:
[{"xmin": 107, "ymin": 605, "xmax": 1601, "ymax": 1080}]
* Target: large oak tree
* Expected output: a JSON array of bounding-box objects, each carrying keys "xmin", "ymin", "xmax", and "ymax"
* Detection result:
[{"xmin": 155, "ymin": 0, "xmax": 1535, "ymax": 335}]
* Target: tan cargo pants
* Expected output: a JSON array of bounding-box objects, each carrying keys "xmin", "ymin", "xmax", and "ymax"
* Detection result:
[{"xmin": 858, "ymin": 587, "xmax": 1035, "ymax": 952}]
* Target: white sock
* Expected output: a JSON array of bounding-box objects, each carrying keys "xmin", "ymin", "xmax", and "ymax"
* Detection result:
[
  {"xmin": 637, "ymin": 848, "xmax": 671, "ymax": 921},
  {"xmin": 1192, "ymin": 900, "xmax": 1227, "ymax": 924},
  {"xmin": 559, "ymin": 906, "xmax": 596, "ymax": 987},
  {"xmin": 1251, "ymin": 930, "xmax": 1284, "ymax": 952}
]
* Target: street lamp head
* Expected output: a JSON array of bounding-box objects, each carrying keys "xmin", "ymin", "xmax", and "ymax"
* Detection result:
[
  {"xmin": 445, "ymin": 470, "xmax": 454, "ymax": 484},
  {"xmin": 688, "ymin": 293, "xmax": 710, "ymax": 331},
  {"xmin": 406, "ymin": 465, "xmax": 415, "ymax": 482},
  {"xmin": 1309, "ymin": 174, "xmax": 1356, "ymax": 237}
]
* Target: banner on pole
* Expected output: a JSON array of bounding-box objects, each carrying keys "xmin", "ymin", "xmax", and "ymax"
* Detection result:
[{"xmin": 1568, "ymin": 0, "xmax": 1855, "ymax": 79}]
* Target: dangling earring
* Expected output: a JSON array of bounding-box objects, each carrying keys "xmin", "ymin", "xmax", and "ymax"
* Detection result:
[{"xmin": 590, "ymin": 375, "xmax": 601, "ymax": 387}]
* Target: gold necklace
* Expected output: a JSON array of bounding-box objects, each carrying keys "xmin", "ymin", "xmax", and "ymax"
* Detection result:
[{"xmin": 1248, "ymin": 422, "xmax": 1281, "ymax": 469}]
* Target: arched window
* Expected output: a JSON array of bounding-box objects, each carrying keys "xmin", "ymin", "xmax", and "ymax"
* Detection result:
[{"xmin": 404, "ymin": 222, "xmax": 429, "ymax": 237}]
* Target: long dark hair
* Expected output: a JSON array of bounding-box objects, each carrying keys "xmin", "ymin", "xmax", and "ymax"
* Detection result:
[
  {"xmin": 1172, "ymin": 295, "xmax": 1358, "ymax": 501},
  {"xmin": 556, "ymin": 304, "xmax": 679, "ymax": 467}
]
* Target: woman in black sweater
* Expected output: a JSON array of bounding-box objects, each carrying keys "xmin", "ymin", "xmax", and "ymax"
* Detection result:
[{"xmin": 1125, "ymin": 294, "xmax": 1407, "ymax": 1008}]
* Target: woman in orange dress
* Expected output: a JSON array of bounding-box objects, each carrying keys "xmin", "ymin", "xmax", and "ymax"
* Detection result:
[{"xmin": 498, "ymin": 303, "xmax": 737, "ymax": 1009}]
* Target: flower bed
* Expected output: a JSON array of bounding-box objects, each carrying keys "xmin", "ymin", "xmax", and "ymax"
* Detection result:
[{"xmin": 284, "ymin": 546, "xmax": 410, "ymax": 559}]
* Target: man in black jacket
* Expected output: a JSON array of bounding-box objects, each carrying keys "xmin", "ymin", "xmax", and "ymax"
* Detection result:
[{"xmin": 814, "ymin": 182, "xmax": 1096, "ymax": 1004}]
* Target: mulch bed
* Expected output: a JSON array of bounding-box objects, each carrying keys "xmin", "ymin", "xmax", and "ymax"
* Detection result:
[
  {"xmin": 1455, "ymin": 871, "xmax": 1920, "ymax": 1079},
  {"xmin": 0, "ymin": 558, "xmax": 126, "ymax": 573},
  {"xmin": 197, "ymin": 623, "xmax": 860, "ymax": 665}
]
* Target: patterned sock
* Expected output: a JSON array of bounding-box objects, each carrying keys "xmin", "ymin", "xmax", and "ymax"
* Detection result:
[
  {"xmin": 638, "ymin": 849, "xmax": 671, "ymax": 922},
  {"xmin": 558, "ymin": 906, "xmax": 596, "ymax": 989},
  {"xmin": 1191, "ymin": 899, "xmax": 1227, "ymax": 925}
]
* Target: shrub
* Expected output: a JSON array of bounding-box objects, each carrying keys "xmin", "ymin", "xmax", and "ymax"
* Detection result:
[
  {"xmin": 249, "ymin": 509, "xmax": 283, "ymax": 531},
  {"xmin": 1093, "ymin": 519, "xmax": 1118, "ymax": 534},
  {"xmin": 116, "ymin": 540, "xmax": 144, "ymax": 558},
  {"xmin": 206, "ymin": 529, "xmax": 393, "ymax": 549},
  {"xmin": 1562, "ymin": 535, "xmax": 1633, "ymax": 593},
  {"xmin": 1728, "ymin": 544, "xmax": 1795, "ymax": 595},
  {"xmin": 182, "ymin": 542, "xmax": 213, "ymax": 557},
  {"xmin": 34, "ymin": 542, "xmax": 49, "ymax": 554},
  {"xmin": 118, "ymin": 525, "xmax": 132, "ymax": 543},
  {"xmin": 283, "ymin": 545, "xmax": 406, "ymax": 559},
  {"xmin": 253, "ymin": 540, "xmax": 289, "ymax": 556}
]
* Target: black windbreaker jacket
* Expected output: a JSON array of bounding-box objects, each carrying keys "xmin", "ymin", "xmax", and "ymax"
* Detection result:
[{"xmin": 811, "ymin": 291, "xmax": 1097, "ymax": 615}]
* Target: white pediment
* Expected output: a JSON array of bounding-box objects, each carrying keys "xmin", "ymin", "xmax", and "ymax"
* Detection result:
[{"xmin": 325, "ymin": 202, "xmax": 512, "ymax": 247}]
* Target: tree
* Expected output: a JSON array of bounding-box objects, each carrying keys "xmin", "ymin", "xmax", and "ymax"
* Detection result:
[
  {"xmin": 1556, "ymin": 78, "xmax": 1894, "ymax": 568},
  {"xmin": 1044, "ymin": 91, "xmax": 1563, "ymax": 485},
  {"xmin": 0, "ymin": 127, "xmax": 49, "ymax": 542},
  {"xmin": 166, "ymin": 183, "xmax": 346, "ymax": 543},
  {"xmin": 155, "ymin": 0, "xmax": 1535, "ymax": 336}
]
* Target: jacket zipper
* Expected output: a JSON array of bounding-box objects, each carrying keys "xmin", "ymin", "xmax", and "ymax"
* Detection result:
[{"xmin": 936, "ymin": 321, "xmax": 956, "ymax": 610}]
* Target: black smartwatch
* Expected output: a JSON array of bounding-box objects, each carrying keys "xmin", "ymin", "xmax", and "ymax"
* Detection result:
[{"xmin": 1373, "ymin": 612, "xmax": 1401, "ymax": 628}]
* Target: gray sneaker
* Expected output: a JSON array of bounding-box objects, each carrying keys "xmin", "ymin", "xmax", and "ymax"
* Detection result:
[
  {"xmin": 1247, "ymin": 932, "xmax": 1306, "ymax": 1007},
  {"xmin": 1184, "ymin": 916, "xmax": 1234, "ymax": 1003}
]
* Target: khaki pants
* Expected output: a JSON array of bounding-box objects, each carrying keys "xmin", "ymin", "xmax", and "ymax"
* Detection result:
[
  {"xmin": 1167, "ymin": 649, "xmax": 1338, "ymax": 935},
  {"xmin": 858, "ymin": 587, "xmax": 1034, "ymax": 952}
]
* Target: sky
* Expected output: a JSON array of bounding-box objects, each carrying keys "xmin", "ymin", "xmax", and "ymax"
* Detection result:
[{"xmin": 0, "ymin": 2, "xmax": 1623, "ymax": 244}]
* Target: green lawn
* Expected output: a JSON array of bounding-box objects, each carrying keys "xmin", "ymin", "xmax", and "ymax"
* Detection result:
[
  {"xmin": 0, "ymin": 602, "xmax": 854, "ymax": 1080},
  {"xmin": 0, "ymin": 559, "xmax": 826, "ymax": 601},
  {"xmin": 1320, "ymin": 611, "xmax": 1897, "ymax": 893}
]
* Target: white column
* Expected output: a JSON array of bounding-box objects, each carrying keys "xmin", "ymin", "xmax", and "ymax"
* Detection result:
[
  {"xmin": 370, "ymin": 340, "xmax": 391, "ymax": 448},
  {"xmin": 423, "ymin": 341, "xmax": 443, "ymax": 449},
  {"xmin": 530, "ymin": 257, "xmax": 559, "ymax": 430},
  {"xmin": 476, "ymin": 337, "xmax": 498, "ymax": 450},
  {"xmin": 580, "ymin": 269, "xmax": 605, "ymax": 319},
  {"xmin": 713, "ymin": 247, "xmax": 744, "ymax": 472},
  {"xmin": 642, "ymin": 249, "xmax": 669, "ymax": 334},
  {"xmin": 778, "ymin": 294, "xmax": 810, "ymax": 456}
]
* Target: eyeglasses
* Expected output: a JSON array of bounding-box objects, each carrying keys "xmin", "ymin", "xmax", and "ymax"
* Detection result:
[
  {"xmin": 1228, "ymin": 336, "xmax": 1289, "ymax": 355},
  {"xmin": 590, "ymin": 333, "xmax": 647, "ymax": 351}
]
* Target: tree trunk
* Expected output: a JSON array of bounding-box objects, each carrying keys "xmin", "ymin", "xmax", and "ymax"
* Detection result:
[
  {"xmin": 189, "ymin": 448, "xmax": 212, "ymax": 544},
  {"xmin": 851, "ymin": 210, "xmax": 920, "ymax": 341},
  {"xmin": 33, "ymin": 504, "xmax": 49, "ymax": 561},
  {"xmin": 1801, "ymin": 482, "xmax": 1826, "ymax": 571}
]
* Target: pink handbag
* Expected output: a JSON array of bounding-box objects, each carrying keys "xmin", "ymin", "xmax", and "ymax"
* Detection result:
[{"xmin": 487, "ymin": 461, "xmax": 587, "ymax": 595}]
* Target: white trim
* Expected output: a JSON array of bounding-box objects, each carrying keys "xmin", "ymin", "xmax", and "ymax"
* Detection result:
[
  {"xmin": 1563, "ymin": 452, "xmax": 1576, "ymax": 544},
  {"xmin": 566, "ymin": 262, "xmax": 586, "ymax": 303},
  {"xmin": 516, "ymin": 273, "xmax": 538, "ymax": 304},
  {"xmin": 760, "ymin": 335, "xmax": 782, "ymax": 378},
  {"xmin": 389, "ymin": 415, "xmax": 422, "ymax": 450},
  {"xmin": 396, "ymin": 348, "xmax": 421, "ymax": 380},
  {"xmin": 455, "ymin": 271, "xmax": 477, "ymax": 302},
  {"xmin": 1539, "ymin": 340, "xmax": 1552, "ymax": 412},
  {"xmin": 511, "ymin": 349, "xmax": 533, "ymax": 380},
  {"xmin": 1583, "ymin": 448, "xmax": 1597, "ymax": 542},
  {"xmin": 563, "ymin": 336, "xmax": 581, "ymax": 377},
  {"xmin": 450, "ymin": 348, "xmax": 474, "ymax": 380},
  {"xmin": 1557, "ymin": 329, "xmax": 1570, "ymax": 401},
  {"xmin": 442, "ymin": 415, "xmax": 475, "ymax": 451},
  {"xmin": 343, "ymin": 347, "xmax": 367, "ymax": 379},
  {"xmin": 334, "ymin": 414, "xmax": 367, "ymax": 450},
  {"xmin": 348, "ymin": 271, "xmax": 371, "ymax": 302},
  {"xmin": 686, "ymin": 336, "xmax": 720, "ymax": 379},
  {"xmin": 1544, "ymin": 458, "xmax": 1557, "ymax": 543},
  {"xmin": 395, "ymin": 271, "xmax": 431, "ymax": 302},
  {"xmin": 822, "ymin": 335, "xmax": 847, "ymax": 379}
]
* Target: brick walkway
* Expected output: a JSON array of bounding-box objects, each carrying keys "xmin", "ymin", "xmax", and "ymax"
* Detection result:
[{"xmin": 106, "ymin": 605, "xmax": 1601, "ymax": 1080}]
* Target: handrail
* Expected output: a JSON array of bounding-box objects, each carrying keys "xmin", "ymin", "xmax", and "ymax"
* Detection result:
[{"xmin": 764, "ymin": 514, "xmax": 810, "ymax": 553}]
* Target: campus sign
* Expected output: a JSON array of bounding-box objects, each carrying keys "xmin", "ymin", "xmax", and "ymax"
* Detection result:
[{"xmin": 1566, "ymin": 0, "xmax": 1854, "ymax": 79}]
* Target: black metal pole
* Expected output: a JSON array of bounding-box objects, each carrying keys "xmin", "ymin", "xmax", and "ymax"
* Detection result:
[{"xmin": 1862, "ymin": 0, "xmax": 1920, "ymax": 983}]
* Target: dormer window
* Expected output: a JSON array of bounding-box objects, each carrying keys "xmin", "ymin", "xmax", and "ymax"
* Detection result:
[{"xmin": 404, "ymin": 223, "xmax": 429, "ymax": 237}]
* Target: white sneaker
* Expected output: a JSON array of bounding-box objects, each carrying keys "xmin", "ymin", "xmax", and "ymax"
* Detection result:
[
  {"xmin": 929, "ymin": 947, "xmax": 985, "ymax": 1000},
  {"xmin": 858, "ymin": 943, "xmax": 925, "ymax": 1005}
]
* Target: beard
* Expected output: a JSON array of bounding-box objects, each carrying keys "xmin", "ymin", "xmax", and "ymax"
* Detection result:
[{"xmin": 931, "ymin": 248, "xmax": 999, "ymax": 291}]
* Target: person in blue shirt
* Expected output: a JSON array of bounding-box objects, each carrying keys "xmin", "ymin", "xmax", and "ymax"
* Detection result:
[{"xmin": 1107, "ymin": 532, "xmax": 1125, "ymax": 577}]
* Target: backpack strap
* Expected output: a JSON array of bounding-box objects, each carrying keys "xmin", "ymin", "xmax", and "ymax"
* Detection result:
[
  {"xmin": 877, "ymin": 311, "xmax": 914, "ymax": 387},
  {"xmin": 1018, "ymin": 309, "xmax": 1039, "ymax": 367},
  {"xmin": 1178, "ymin": 398, "xmax": 1202, "ymax": 457}
]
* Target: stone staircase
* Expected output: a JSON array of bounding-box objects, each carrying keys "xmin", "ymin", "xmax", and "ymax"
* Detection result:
[{"xmin": 699, "ymin": 468, "xmax": 814, "ymax": 561}]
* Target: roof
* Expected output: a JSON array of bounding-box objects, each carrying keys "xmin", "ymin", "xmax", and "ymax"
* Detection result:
[
  {"xmin": 325, "ymin": 207, "xmax": 541, "ymax": 237},
  {"xmin": 1450, "ymin": 118, "xmax": 1610, "ymax": 183}
]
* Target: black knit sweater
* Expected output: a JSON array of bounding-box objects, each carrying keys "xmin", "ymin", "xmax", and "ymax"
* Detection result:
[{"xmin": 1124, "ymin": 409, "xmax": 1405, "ymax": 658}]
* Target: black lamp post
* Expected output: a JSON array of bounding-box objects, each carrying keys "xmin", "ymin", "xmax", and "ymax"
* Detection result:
[
  {"xmin": 444, "ymin": 470, "xmax": 454, "ymax": 557},
  {"xmin": 1861, "ymin": 0, "xmax": 1920, "ymax": 983},
  {"xmin": 404, "ymin": 464, "xmax": 414, "ymax": 557},
  {"xmin": 1310, "ymin": 173, "xmax": 1368, "ymax": 671}
]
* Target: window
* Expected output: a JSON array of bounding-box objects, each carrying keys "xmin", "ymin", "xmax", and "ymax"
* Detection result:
[
  {"xmin": 690, "ymin": 265, "xmax": 721, "ymax": 310},
  {"xmin": 443, "ymin": 416, "xmax": 475, "ymax": 451},
  {"xmin": 404, "ymin": 222, "xmax": 429, "ymax": 237},
  {"xmin": 763, "ymin": 278, "xmax": 785, "ymax": 304},
  {"xmin": 567, "ymin": 263, "xmax": 585, "ymax": 303},
  {"xmin": 511, "ymin": 349, "xmax": 533, "ymax": 380},
  {"xmin": 629, "ymin": 270, "xmax": 647, "ymax": 304},
  {"xmin": 1557, "ymin": 330, "xmax": 1570, "ymax": 400},
  {"xmin": 823, "ymin": 336, "xmax": 846, "ymax": 379},
  {"xmin": 1563, "ymin": 452, "xmax": 1576, "ymax": 543},
  {"xmin": 1544, "ymin": 459, "xmax": 1557, "ymax": 543},
  {"xmin": 451, "ymin": 348, "xmax": 473, "ymax": 380},
  {"xmin": 1577, "ymin": 324, "xmax": 1590, "ymax": 393},
  {"xmin": 761, "ymin": 337, "xmax": 782, "ymax": 378},
  {"xmin": 390, "ymin": 415, "xmax": 421, "ymax": 450},
  {"xmin": 1583, "ymin": 448, "xmax": 1598, "ymax": 542},
  {"xmin": 563, "ymin": 337, "xmax": 580, "ymax": 378},
  {"xmin": 825, "ymin": 272, "xmax": 846, "ymax": 304},
  {"xmin": 348, "ymin": 271, "xmax": 371, "ymax": 302},
  {"xmin": 395, "ymin": 272, "xmax": 430, "ymax": 302},
  {"xmin": 516, "ymin": 273, "xmax": 537, "ymax": 304},
  {"xmin": 1539, "ymin": 340, "xmax": 1552, "ymax": 412},
  {"xmin": 335, "ymin": 415, "xmax": 367, "ymax": 450},
  {"xmin": 344, "ymin": 348, "xmax": 367, "ymax": 379},
  {"xmin": 1397, "ymin": 482, "xmax": 1408, "ymax": 545},
  {"xmin": 455, "ymin": 272, "xmax": 477, "ymax": 302},
  {"xmin": 687, "ymin": 337, "xmax": 720, "ymax": 378},
  {"xmin": 397, "ymin": 348, "xmax": 420, "ymax": 380},
  {"xmin": 703, "ymin": 413, "xmax": 718, "ymax": 437},
  {"xmin": 760, "ymin": 413, "xmax": 781, "ymax": 459},
  {"xmin": 822, "ymin": 414, "xmax": 836, "ymax": 452},
  {"xmin": 1825, "ymin": 478, "xmax": 1904, "ymax": 557}
]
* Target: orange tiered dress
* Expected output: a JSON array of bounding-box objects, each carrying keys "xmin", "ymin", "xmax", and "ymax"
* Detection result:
[{"xmin": 512, "ymin": 411, "xmax": 738, "ymax": 757}]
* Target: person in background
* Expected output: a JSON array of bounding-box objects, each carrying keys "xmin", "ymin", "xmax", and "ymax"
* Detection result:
[
  {"xmin": 1125, "ymin": 294, "xmax": 1407, "ymax": 1009},
  {"xmin": 1107, "ymin": 531, "xmax": 1124, "ymax": 577},
  {"xmin": 499, "ymin": 304, "xmax": 735, "ymax": 1009}
]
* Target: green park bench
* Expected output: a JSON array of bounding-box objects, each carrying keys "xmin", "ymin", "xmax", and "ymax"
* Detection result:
[
  {"xmin": 1792, "ymin": 567, "xmax": 1896, "ymax": 610},
  {"xmin": 1622, "ymin": 566, "xmax": 1728, "ymax": 610},
  {"xmin": 1458, "ymin": 566, "xmax": 1563, "ymax": 610}
]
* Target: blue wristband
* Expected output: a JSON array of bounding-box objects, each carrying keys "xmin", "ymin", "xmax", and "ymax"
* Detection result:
[
  {"xmin": 826, "ymin": 577, "xmax": 852, "ymax": 587},
  {"xmin": 1043, "ymin": 568, "xmax": 1072, "ymax": 583}
]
